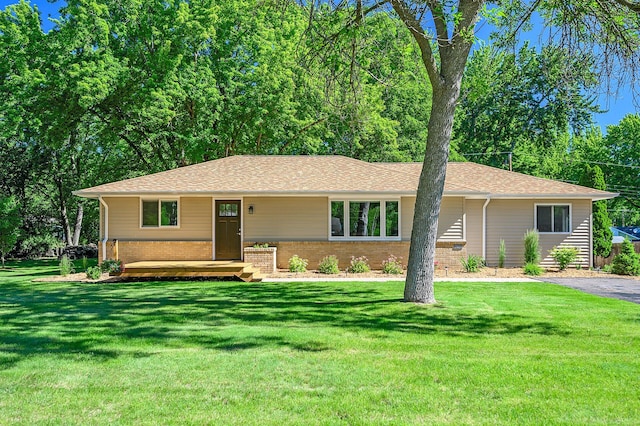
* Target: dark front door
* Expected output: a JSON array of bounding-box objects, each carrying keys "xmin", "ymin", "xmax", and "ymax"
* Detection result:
[{"xmin": 215, "ymin": 200, "xmax": 241, "ymax": 259}]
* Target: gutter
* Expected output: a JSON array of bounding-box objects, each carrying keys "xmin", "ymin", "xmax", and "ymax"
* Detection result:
[
  {"xmin": 482, "ymin": 197, "xmax": 491, "ymax": 261},
  {"xmin": 99, "ymin": 197, "xmax": 108, "ymax": 261}
]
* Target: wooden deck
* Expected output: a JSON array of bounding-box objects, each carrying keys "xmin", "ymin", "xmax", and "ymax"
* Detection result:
[{"xmin": 116, "ymin": 260, "xmax": 263, "ymax": 282}]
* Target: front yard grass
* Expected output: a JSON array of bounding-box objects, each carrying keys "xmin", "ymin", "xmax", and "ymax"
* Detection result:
[{"xmin": 0, "ymin": 260, "xmax": 639, "ymax": 424}]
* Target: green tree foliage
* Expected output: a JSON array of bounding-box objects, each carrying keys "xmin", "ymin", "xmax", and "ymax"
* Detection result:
[
  {"xmin": 579, "ymin": 165, "xmax": 613, "ymax": 258},
  {"xmin": 601, "ymin": 114, "xmax": 640, "ymax": 226},
  {"xmin": 0, "ymin": 195, "xmax": 22, "ymax": 267},
  {"xmin": 611, "ymin": 238, "xmax": 640, "ymax": 276},
  {"xmin": 453, "ymin": 45, "xmax": 600, "ymax": 175}
]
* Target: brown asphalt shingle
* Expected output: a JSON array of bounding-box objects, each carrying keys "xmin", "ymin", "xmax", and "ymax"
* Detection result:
[{"xmin": 74, "ymin": 155, "xmax": 616, "ymax": 199}]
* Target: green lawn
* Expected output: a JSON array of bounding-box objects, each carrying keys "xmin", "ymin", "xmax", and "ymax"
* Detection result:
[{"xmin": 1, "ymin": 260, "xmax": 639, "ymax": 425}]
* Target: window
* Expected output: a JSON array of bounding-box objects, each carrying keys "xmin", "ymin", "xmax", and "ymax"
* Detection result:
[
  {"xmin": 218, "ymin": 202, "xmax": 238, "ymax": 217},
  {"xmin": 536, "ymin": 204, "xmax": 570, "ymax": 233},
  {"xmin": 330, "ymin": 200, "xmax": 399, "ymax": 239},
  {"xmin": 142, "ymin": 199, "xmax": 178, "ymax": 227}
]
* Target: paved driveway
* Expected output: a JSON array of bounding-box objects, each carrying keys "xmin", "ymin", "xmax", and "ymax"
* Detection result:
[{"xmin": 538, "ymin": 277, "xmax": 640, "ymax": 304}]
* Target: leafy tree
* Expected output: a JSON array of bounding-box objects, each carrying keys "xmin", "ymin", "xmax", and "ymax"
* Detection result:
[
  {"xmin": 312, "ymin": 0, "xmax": 640, "ymax": 303},
  {"xmin": 0, "ymin": 195, "xmax": 21, "ymax": 268},
  {"xmin": 601, "ymin": 114, "xmax": 640, "ymax": 226},
  {"xmin": 579, "ymin": 164, "xmax": 613, "ymax": 258},
  {"xmin": 453, "ymin": 45, "xmax": 601, "ymax": 175}
]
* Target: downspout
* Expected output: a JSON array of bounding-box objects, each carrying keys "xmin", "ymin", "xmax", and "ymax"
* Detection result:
[
  {"xmin": 482, "ymin": 197, "xmax": 491, "ymax": 261},
  {"xmin": 99, "ymin": 196, "xmax": 108, "ymax": 261}
]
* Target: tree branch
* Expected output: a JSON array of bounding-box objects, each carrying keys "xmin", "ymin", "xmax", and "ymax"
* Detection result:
[
  {"xmin": 612, "ymin": 0, "xmax": 640, "ymax": 13},
  {"xmin": 389, "ymin": 0, "xmax": 442, "ymax": 86}
]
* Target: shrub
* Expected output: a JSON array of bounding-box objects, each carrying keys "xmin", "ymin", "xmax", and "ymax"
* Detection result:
[
  {"xmin": 86, "ymin": 266, "xmax": 102, "ymax": 280},
  {"xmin": 81, "ymin": 256, "xmax": 89, "ymax": 271},
  {"xmin": 253, "ymin": 243, "xmax": 269, "ymax": 248},
  {"xmin": 318, "ymin": 255, "xmax": 340, "ymax": 274},
  {"xmin": 523, "ymin": 262, "xmax": 544, "ymax": 276},
  {"xmin": 611, "ymin": 239, "xmax": 640, "ymax": 276},
  {"xmin": 348, "ymin": 256, "xmax": 370, "ymax": 273},
  {"xmin": 101, "ymin": 259, "xmax": 123, "ymax": 274},
  {"xmin": 460, "ymin": 254, "xmax": 484, "ymax": 273},
  {"xmin": 550, "ymin": 246, "xmax": 580, "ymax": 270},
  {"xmin": 19, "ymin": 234, "xmax": 63, "ymax": 258},
  {"xmin": 498, "ymin": 239, "xmax": 506, "ymax": 268},
  {"xmin": 524, "ymin": 230, "xmax": 541, "ymax": 265},
  {"xmin": 288, "ymin": 255, "xmax": 308, "ymax": 273},
  {"xmin": 382, "ymin": 255, "xmax": 403, "ymax": 274},
  {"xmin": 602, "ymin": 264, "xmax": 613, "ymax": 273},
  {"xmin": 59, "ymin": 255, "xmax": 75, "ymax": 277}
]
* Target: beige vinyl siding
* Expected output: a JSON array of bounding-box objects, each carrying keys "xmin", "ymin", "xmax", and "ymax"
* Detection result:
[
  {"xmin": 400, "ymin": 196, "xmax": 464, "ymax": 241},
  {"xmin": 465, "ymin": 199, "xmax": 485, "ymax": 257},
  {"xmin": 244, "ymin": 197, "xmax": 328, "ymax": 241},
  {"xmin": 105, "ymin": 197, "xmax": 212, "ymax": 240},
  {"xmin": 401, "ymin": 197, "xmax": 414, "ymax": 240},
  {"xmin": 486, "ymin": 199, "xmax": 591, "ymax": 267}
]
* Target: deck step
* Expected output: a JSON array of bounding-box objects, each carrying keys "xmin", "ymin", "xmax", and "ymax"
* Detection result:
[{"xmin": 117, "ymin": 260, "xmax": 264, "ymax": 282}]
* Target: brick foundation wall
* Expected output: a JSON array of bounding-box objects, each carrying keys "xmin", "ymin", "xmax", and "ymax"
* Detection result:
[
  {"xmin": 243, "ymin": 247, "xmax": 277, "ymax": 273},
  {"xmin": 260, "ymin": 241, "xmax": 466, "ymax": 270},
  {"xmin": 102, "ymin": 241, "xmax": 212, "ymax": 264}
]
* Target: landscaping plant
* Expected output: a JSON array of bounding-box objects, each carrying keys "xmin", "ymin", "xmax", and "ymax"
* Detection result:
[
  {"xmin": 523, "ymin": 262, "xmax": 544, "ymax": 276},
  {"xmin": 382, "ymin": 255, "xmax": 403, "ymax": 274},
  {"xmin": 100, "ymin": 259, "xmax": 123, "ymax": 274},
  {"xmin": 550, "ymin": 246, "xmax": 580, "ymax": 270},
  {"xmin": 86, "ymin": 266, "xmax": 102, "ymax": 280},
  {"xmin": 498, "ymin": 239, "xmax": 506, "ymax": 268},
  {"xmin": 524, "ymin": 230, "xmax": 541, "ymax": 265},
  {"xmin": 611, "ymin": 238, "xmax": 640, "ymax": 276},
  {"xmin": 59, "ymin": 255, "xmax": 75, "ymax": 276},
  {"xmin": 348, "ymin": 256, "xmax": 370, "ymax": 273},
  {"xmin": 460, "ymin": 254, "xmax": 484, "ymax": 273},
  {"xmin": 318, "ymin": 255, "xmax": 340, "ymax": 274},
  {"xmin": 288, "ymin": 255, "xmax": 308, "ymax": 273}
]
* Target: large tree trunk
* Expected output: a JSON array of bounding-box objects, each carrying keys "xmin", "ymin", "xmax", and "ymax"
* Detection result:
[
  {"xmin": 404, "ymin": 83, "xmax": 462, "ymax": 303},
  {"xmin": 72, "ymin": 202, "xmax": 84, "ymax": 246}
]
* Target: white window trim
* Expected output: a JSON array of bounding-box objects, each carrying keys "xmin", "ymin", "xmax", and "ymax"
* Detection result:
[
  {"xmin": 328, "ymin": 198, "xmax": 401, "ymax": 241},
  {"xmin": 534, "ymin": 203, "xmax": 571, "ymax": 234},
  {"xmin": 140, "ymin": 198, "xmax": 181, "ymax": 229}
]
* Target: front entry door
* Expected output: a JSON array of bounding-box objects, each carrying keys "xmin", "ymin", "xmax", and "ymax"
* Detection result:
[{"xmin": 215, "ymin": 200, "xmax": 242, "ymax": 260}]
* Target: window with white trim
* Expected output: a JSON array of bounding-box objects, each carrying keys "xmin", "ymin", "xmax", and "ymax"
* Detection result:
[
  {"xmin": 330, "ymin": 200, "xmax": 399, "ymax": 239},
  {"xmin": 536, "ymin": 204, "xmax": 570, "ymax": 233},
  {"xmin": 142, "ymin": 199, "xmax": 179, "ymax": 227}
]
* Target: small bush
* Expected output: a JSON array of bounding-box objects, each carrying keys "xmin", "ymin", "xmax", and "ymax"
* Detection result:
[
  {"xmin": 81, "ymin": 256, "xmax": 89, "ymax": 271},
  {"xmin": 524, "ymin": 230, "xmax": 541, "ymax": 264},
  {"xmin": 288, "ymin": 255, "xmax": 308, "ymax": 273},
  {"xmin": 101, "ymin": 259, "xmax": 123, "ymax": 274},
  {"xmin": 460, "ymin": 254, "xmax": 484, "ymax": 273},
  {"xmin": 498, "ymin": 239, "xmax": 506, "ymax": 268},
  {"xmin": 59, "ymin": 255, "xmax": 75, "ymax": 277},
  {"xmin": 348, "ymin": 256, "xmax": 370, "ymax": 273},
  {"xmin": 86, "ymin": 266, "xmax": 102, "ymax": 280},
  {"xmin": 550, "ymin": 246, "xmax": 580, "ymax": 270},
  {"xmin": 602, "ymin": 264, "xmax": 612, "ymax": 273},
  {"xmin": 611, "ymin": 239, "xmax": 640, "ymax": 276},
  {"xmin": 318, "ymin": 255, "xmax": 340, "ymax": 274},
  {"xmin": 523, "ymin": 262, "xmax": 544, "ymax": 276},
  {"xmin": 253, "ymin": 243, "xmax": 269, "ymax": 248},
  {"xmin": 382, "ymin": 255, "xmax": 403, "ymax": 274}
]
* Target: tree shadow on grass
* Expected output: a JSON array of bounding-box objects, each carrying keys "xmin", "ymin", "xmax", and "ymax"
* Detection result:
[{"xmin": 0, "ymin": 279, "xmax": 569, "ymax": 369}]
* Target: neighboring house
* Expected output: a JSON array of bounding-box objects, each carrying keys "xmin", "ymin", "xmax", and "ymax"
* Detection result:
[{"xmin": 74, "ymin": 155, "xmax": 617, "ymax": 269}]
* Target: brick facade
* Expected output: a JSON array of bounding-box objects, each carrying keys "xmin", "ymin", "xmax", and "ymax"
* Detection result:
[
  {"xmin": 99, "ymin": 239, "xmax": 466, "ymax": 271},
  {"xmin": 246, "ymin": 240, "xmax": 467, "ymax": 270},
  {"xmin": 243, "ymin": 247, "xmax": 277, "ymax": 273},
  {"xmin": 101, "ymin": 240, "xmax": 212, "ymax": 264}
]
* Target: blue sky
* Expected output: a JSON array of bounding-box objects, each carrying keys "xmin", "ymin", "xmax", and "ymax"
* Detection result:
[{"xmin": 2, "ymin": 0, "xmax": 637, "ymax": 131}]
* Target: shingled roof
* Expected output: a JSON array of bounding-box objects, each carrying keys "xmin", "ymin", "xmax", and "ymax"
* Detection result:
[{"xmin": 74, "ymin": 155, "xmax": 616, "ymax": 200}]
